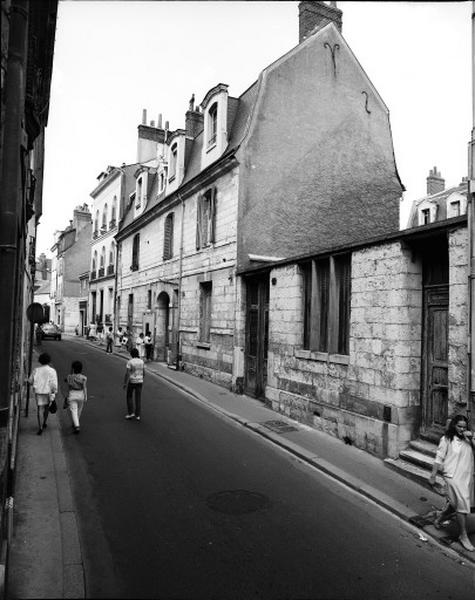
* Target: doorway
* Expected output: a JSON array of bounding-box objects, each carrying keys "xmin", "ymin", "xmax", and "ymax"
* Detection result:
[
  {"xmin": 244, "ymin": 275, "xmax": 269, "ymax": 399},
  {"xmin": 420, "ymin": 241, "xmax": 449, "ymax": 438},
  {"xmin": 155, "ymin": 292, "xmax": 170, "ymax": 362}
]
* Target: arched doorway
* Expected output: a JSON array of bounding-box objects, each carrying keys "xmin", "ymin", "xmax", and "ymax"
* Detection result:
[{"xmin": 155, "ymin": 291, "xmax": 170, "ymax": 361}]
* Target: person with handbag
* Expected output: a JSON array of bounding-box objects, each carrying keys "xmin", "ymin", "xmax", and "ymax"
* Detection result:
[
  {"xmin": 429, "ymin": 414, "xmax": 475, "ymax": 551},
  {"xmin": 65, "ymin": 360, "xmax": 88, "ymax": 434},
  {"xmin": 28, "ymin": 352, "xmax": 58, "ymax": 435}
]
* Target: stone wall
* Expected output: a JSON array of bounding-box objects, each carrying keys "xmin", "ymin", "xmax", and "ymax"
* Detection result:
[
  {"xmin": 267, "ymin": 240, "xmax": 429, "ymax": 458},
  {"xmin": 448, "ymin": 226, "xmax": 468, "ymax": 412}
]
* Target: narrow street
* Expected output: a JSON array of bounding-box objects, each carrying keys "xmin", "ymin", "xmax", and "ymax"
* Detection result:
[{"xmin": 43, "ymin": 338, "xmax": 473, "ymax": 600}]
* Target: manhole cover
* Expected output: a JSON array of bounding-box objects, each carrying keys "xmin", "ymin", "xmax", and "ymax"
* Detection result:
[
  {"xmin": 206, "ymin": 490, "xmax": 271, "ymax": 515},
  {"xmin": 262, "ymin": 420, "xmax": 298, "ymax": 434}
]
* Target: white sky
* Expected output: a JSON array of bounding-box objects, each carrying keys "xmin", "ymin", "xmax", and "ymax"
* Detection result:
[{"xmin": 38, "ymin": 0, "xmax": 472, "ymax": 256}]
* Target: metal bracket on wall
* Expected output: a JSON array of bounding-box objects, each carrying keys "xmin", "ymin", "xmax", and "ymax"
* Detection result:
[
  {"xmin": 361, "ymin": 91, "xmax": 371, "ymax": 114},
  {"xmin": 324, "ymin": 42, "xmax": 340, "ymax": 77}
]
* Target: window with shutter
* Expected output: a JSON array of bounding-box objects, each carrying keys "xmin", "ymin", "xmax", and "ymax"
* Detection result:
[
  {"xmin": 131, "ymin": 233, "xmax": 140, "ymax": 271},
  {"xmin": 196, "ymin": 188, "xmax": 217, "ymax": 249},
  {"xmin": 199, "ymin": 281, "xmax": 212, "ymax": 342},
  {"xmin": 163, "ymin": 213, "xmax": 174, "ymax": 260},
  {"xmin": 302, "ymin": 253, "xmax": 351, "ymax": 355}
]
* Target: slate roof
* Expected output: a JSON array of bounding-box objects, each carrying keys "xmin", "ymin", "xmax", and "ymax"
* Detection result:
[{"xmin": 406, "ymin": 181, "xmax": 468, "ymax": 228}]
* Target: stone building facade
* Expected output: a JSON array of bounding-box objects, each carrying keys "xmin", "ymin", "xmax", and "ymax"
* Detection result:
[
  {"xmin": 260, "ymin": 217, "xmax": 468, "ymax": 457},
  {"xmin": 50, "ymin": 205, "xmax": 92, "ymax": 334},
  {"xmin": 115, "ymin": 1, "xmax": 403, "ymax": 395}
]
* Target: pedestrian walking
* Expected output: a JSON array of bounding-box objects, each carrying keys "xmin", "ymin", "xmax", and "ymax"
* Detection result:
[
  {"xmin": 123, "ymin": 348, "xmax": 145, "ymax": 421},
  {"xmin": 144, "ymin": 332, "xmax": 153, "ymax": 361},
  {"xmin": 105, "ymin": 326, "xmax": 114, "ymax": 353},
  {"xmin": 64, "ymin": 360, "xmax": 88, "ymax": 434},
  {"xmin": 116, "ymin": 326, "xmax": 124, "ymax": 348},
  {"xmin": 136, "ymin": 332, "xmax": 145, "ymax": 360},
  {"xmin": 28, "ymin": 352, "xmax": 58, "ymax": 435},
  {"xmin": 429, "ymin": 414, "xmax": 475, "ymax": 551}
]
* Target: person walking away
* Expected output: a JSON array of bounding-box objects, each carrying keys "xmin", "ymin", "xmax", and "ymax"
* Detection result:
[
  {"xmin": 429, "ymin": 414, "xmax": 475, "ymax": 551},
  {"xmin": 123, "ymin": 348, "xmax": 145, "ymax": 421},
  {"xmin": 136, "ymin": 332, "xmax": 145, "ymax": 360},
  {"xmin": 65, "ymin": 360, "xmax": 88, "ymax": 434},
  {"xmin": 106, "ymin": 326, "xmax": 114, "ymax": 353},
  {"xmin": 28, "ymin": 352, "xmax": 58, "ymax": 435},
  {"xmin": 144, "ymin": 332, "xmax": 153, "ymax": 362}
]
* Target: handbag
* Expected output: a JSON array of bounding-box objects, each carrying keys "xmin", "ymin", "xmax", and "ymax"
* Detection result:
[{"xmin": 49, "ymin": 399, "xmax": 58, "ymax": 414}]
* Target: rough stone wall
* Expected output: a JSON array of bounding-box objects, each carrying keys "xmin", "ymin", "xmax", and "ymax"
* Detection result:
[
  {"xmin": 266, "ymin": 240, "xmax": 425, "ymax": 458},
  {"xmin": 448, "ymin": 226, "xmax": 468, "ymax": 412}
]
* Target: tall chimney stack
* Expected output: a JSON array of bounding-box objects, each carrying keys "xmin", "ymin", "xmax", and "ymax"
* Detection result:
[
  {"xmin": 298, "ymin": 1, "xmax": 342, "ymax": 43},
  {"xmin": 426, "ymin": 166, "xmax": 445, "ymax": 195}
]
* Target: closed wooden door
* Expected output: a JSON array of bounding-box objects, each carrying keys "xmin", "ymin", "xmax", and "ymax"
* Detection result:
[
  {"xmin": 245, "ymin": 276, "xmax": 269, "ymax": 399},
  {"xmin": 422, "ymin": 285, "xmax": 449, "ymax": 436}
]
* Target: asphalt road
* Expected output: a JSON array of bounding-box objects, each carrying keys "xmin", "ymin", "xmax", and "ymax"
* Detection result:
[{"xmin": 43, "ymin": 338, "xmax": 475, "ymax": 599}]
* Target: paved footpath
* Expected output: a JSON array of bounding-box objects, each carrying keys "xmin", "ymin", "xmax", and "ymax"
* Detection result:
[{"xmin": 7, "ymin": 336, "xmax": 475, "ymax": 598}]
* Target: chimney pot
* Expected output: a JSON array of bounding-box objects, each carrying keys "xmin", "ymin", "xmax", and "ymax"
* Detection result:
[
  {"xmin": 158, "ymin": 114, "xmax": 162, "ymax": 128},
  {"xmin": 142, "ymin": 109, "xmax": 147, "ymax": 125},
  {"xmin": 150, "ymin": 120, "xmax": 155, "ymax": 127}
]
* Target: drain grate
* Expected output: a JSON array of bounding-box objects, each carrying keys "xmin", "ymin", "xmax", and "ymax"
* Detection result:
[
  {"xmin": 206, "ymin": 490, "xmax": 271, "ymax": 515},
  {"xmin": 262, "ymin": 420, "xmax": 298, "ymax": 434}
]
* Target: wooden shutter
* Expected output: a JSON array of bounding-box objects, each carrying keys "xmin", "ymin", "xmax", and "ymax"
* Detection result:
[
  {"xmin": 210, "ymin": 188, "xmax": 217, "ymax": 244},
  {"xmin": 196, "ymin": 195, "xmax": 203, "ymax": 249}
]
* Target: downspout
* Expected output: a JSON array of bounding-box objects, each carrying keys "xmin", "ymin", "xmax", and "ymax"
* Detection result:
[
  {"xmin": 175, "ymin": 193, "xmax": 185, "ymax": 370},
  {"xmin": 468, "ymin": 1, "xmax": 475, "ymax": 422},
  {"xmin": 0, "ymin": 0, "xmax": 29, "ymax": 427}
]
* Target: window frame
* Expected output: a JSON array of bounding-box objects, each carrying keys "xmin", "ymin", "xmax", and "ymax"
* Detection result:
[
  {"xmin": 196, "ymin": 188, "xmax": 217, "ymax": 250},
  {"xmin": 199, "ymin": 281, "xmax": 212, "ymax": 343},
  {"xmin": 302, "ymin": 253, "xmax": 351, "ymax": 355},
  {"xmin": 131, "ymin": 233, "xmax": 140, "ymax": 271},
  {"xmin": 163, "ymin": 212, "xmax": 174, "ymax": 260}
]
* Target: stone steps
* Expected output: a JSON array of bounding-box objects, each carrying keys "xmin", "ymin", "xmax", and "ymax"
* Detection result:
[{"xmin": 384, "ymin": 437, "xmax": 443, "ymax": 492}]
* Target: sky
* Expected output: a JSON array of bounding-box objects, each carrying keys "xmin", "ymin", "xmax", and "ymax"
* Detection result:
[{"xmin": 38, "ymin": 0, "xmax": 473, "ymax": 256}]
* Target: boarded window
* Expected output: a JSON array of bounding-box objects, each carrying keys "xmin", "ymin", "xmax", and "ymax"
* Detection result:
[
  {"xmin": 163, "ymin": 212, "xmax": 174, "ymax": 260},
  {"xmin": 131, "ymin": 233, "xmax": 140, "ymax": 271},
  {"xmin": 199, "ymin": 281, "xmax": 212, "ymax": 342},
  {"xmin": 196, "ymin": 188, "xmax": 217, "ymax": 249},
  {"xmin": 302, "ymin": 253, "xmax": 351, "ymax": 355}
]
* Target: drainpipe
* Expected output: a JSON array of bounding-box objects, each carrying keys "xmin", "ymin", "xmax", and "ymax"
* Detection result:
[
  {"xmin": 0, "ymin": 0, "xmax": 29, "ymax": 427},
  {"xmin": 175, "ymin": 194, "xmax": 185, "ymax": 370},
  {"xmin": 468, "ymin": 0, "xmax": 475, "ymax": 422},
  {"xmin": 113, "ymin": 167, "xmax": 126, "ymax": 335}
]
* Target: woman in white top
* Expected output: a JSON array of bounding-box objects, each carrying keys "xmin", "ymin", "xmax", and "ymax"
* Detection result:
[
  {"xmin": 28, "ymin": 352, "xmax": 58, "ymax": 435},
  {"xmin": 429, "ymin": 414, "xmax": 475, "ymax": 551}
]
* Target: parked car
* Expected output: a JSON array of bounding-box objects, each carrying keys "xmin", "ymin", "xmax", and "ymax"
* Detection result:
[{"xmin": 39, "ymin": 322, "xmax": 62, "ymax": 341}]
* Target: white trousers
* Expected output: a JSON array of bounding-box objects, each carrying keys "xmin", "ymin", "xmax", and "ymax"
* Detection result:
[{"xmin": 69, "ymin": 399, "xmax": 85, "ymax": 428}]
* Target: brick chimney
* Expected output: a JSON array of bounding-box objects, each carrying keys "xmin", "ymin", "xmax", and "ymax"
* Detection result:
[
  {"xmin": 185, "ymin": 94, "xmax": 204, "ymax": 139},
  {"xmin": 137, "ymin": 108, "xmax": 165, "ymax": 163},
  {"xmin": 426, "ymin": 166, "xmax": 445, "ymax": 195},
  {"xmin": 299, "ymin": 1, "xmax": 342, "ymax": 43}
]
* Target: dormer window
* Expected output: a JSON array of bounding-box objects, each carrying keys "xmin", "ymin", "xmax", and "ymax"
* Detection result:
[
  {"xmin": 169, "ymin": 144, "xmax": 177, "ymax": 181},
  {"xmin": 450, "ymin": 201, "xmax": 461, "ymax": 217},
  {"xmin": 208, "ymin": 102, "xmax": 217, "ymax": 147},
  {"xmin": 159, "ymin": 172, "xmax": 165, "ymax": 193}
]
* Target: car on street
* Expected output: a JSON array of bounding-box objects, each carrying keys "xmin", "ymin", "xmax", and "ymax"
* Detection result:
[{"xmin": 38, "ymin": 322, "xmax": 62, "ymax": 341}]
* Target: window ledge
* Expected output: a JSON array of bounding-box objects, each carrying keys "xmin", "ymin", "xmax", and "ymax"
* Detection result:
[
  {"xmin": 294, "ymin": 349, "xmax": 349, "ymax": 365},
  {"xmin": 196, "ymin": 341, "xmax": 211, "ymax": 350}
]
